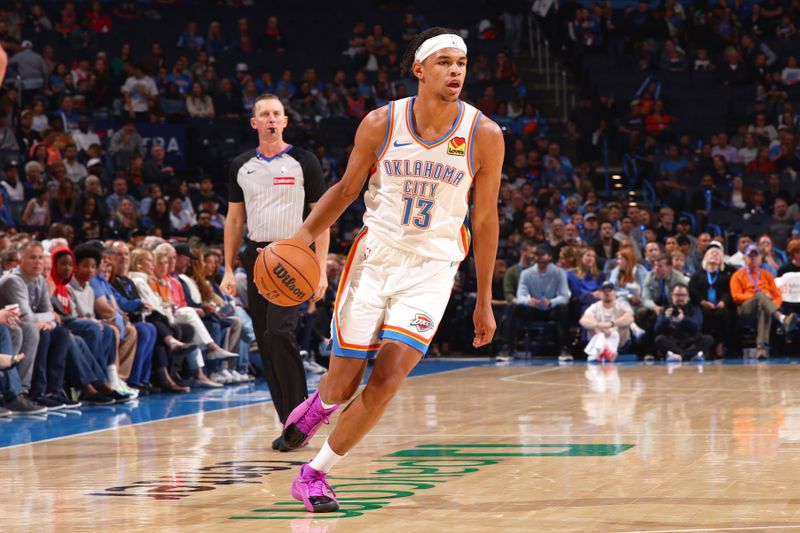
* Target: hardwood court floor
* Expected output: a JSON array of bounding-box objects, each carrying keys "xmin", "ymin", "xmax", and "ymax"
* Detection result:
[{"xmin": 4, "ymin": 359, "xmax": 800, "ymax": 533}]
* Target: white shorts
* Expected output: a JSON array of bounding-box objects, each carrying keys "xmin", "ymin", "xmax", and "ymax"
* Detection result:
[{"xmin": 331, "ymin": 228, "xmax": 458, "ymax": 358}]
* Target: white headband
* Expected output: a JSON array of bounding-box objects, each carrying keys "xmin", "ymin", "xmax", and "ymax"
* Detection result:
[{"xmin": 414, "ymin": 34, "xmax": 467, "ymax": 63}]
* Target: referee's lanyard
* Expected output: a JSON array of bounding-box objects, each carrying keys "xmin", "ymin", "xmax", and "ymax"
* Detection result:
[
  {"xmin": 706, "ymin": 270, "xmax": 719, "ymax": 303},
  {"xmin": 745, "ymin": 267, "xmax": 761, "ymax": 293}
]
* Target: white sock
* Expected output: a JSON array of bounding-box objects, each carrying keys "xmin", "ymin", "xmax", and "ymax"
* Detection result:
[
  {"xmin": 321, "ymin": 399, "xmax": 336, "ymax": 409},
  {"xmin": 106, "ymin": 365, "xmax": 121, "ymax": 390},
  {"xmin": 309, "ymin": 439, "xmax": 346, "ymax": 473}
]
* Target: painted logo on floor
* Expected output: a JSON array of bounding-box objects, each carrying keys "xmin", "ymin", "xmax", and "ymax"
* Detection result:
[{"xmin": 230, "ymin": 443, "xmax": 634, "ymax": 520}]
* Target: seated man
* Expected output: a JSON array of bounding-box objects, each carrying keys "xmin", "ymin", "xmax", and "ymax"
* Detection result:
[
  {"xmin": 0, "ymin": 240, "xmax": 72, "ymax": 409},
  {"xmin": 731, "ymin": 243, "xmax": 797, "ymax": 359},
  {"xmin": 654, "ymin": 283, "xmax": 714, "ymax": 362},
  {"xmin": 0, "ymin": 328, "xmax": 45, "ymax": 415},
  {"xmin": 579, "ymin": 281, "xmax": 635, "ymax": 362},
  {"xmin": 506, "ymin": 244, "xmax": 571, "ymax": 360}
]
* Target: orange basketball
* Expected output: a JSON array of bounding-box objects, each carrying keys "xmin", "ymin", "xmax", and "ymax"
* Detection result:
[{"xmin": 253, "ymin": 239, "xmax": 320, "ymax": 307}]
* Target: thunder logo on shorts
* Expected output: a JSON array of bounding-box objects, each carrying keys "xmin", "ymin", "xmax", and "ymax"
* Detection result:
[{"xmin": 410, "ymin": 313, "xmax": 435, "ymax": 333}]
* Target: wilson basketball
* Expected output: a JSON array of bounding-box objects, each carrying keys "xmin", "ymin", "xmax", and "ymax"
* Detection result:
[{"xmin": 253, "ymin": 239, "xmax": 320, "ymax": 307}]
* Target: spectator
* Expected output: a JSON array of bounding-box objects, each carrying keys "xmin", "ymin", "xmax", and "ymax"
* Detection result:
[
  {"xmin": 764, "ymin": 198, "xmax": 793, "ymax": 249},
  {"xmin": 120, "ymin": 63, "xmax": 158, "ymax": 122},
  {"xmin": 503, "ymin": 240, "xmax": 535, "ymax": 303},
  {"xmin": 21, "ymin": 186, "xmax": 50, "ymax": 228},
  {"xmin": 689, "ymin": 246, "xmax": 733, "ymax": 358},
  {"xmin": 186, "ymin": 82, "xmax": 215, "ymax": 118},
  {"xmin": 654, "ymin": 283, "xmax": 714, "ymax": 362},
  {"xmin": 159, "ymin": 82, "xmax": 189, "ymax": 122},
  {"xmin": 169, "ymin": 195, "xmax": 196, "ymax": 234},
  {"xmin": 9, "ymin": 40, "xmax": 49, "ymax": 98},
  {"xmin": 71, "ymin": 116, "xmax": 100, "ymax": 155},
  {"xmin": 105, "ymin": 177, "xmax": 138, "ymax": 215},
  {"xmin": 187, "ymin": 209, "xmax": 223, "ymax": 247},
  {"xmin": 62, "ymin": 145, "xmax": 87, "ymax": 184},
  {"xmin": 0, "ymin": 240, "xmax": 72, "ymax": 409},
  {"xmin": 728, "ymin": 234, "xmax": 752, "ymax": 268},
  {"xmin": 759, "ymin": 234, "xmax": 785, "ymax": 275},
  {"xmin": 142, "ymin": 144, "xmax": 175, "ymax": 185},
  {"xmin": 108, "ymin": 120, "xmax": 144, "ymax": 169},
  {"xmin": 592, "ymin": 221, "xmax": 619, "ymax": 269},
  {"xmin": 107, "ymin": 241, "xmax": 190, "ymax": 393},
  {"xmin": 507, "ymin": 244, "xmax": 572, "ymax": 360},
  {"xmin": 608, "ymin": 247, "xmax": 647, "ymax": 306},
  {"xmin": 568, "ymin": 247, "xmax": 605, "ymax": 315},
  {"xmin": 730, "ymin": 243, "xmax": 796, "ymax": 359},
  {"xmin": 642, "ymin": 253, "xmax": 689, "ymax": 315},
  {"xmin": 177, "ymin": 21, "xmax": 204, "ymax": 53},
  {"xmin": 579, "ymin": 281, "xmax": 635, "ymax": 362}
]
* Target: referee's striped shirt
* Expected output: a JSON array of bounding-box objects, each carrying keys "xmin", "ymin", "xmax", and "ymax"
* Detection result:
[{"xmin": 228, "ymin": 145, "xmax": 325, "ymax": 243}]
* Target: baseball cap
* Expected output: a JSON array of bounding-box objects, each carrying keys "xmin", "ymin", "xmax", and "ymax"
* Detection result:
[
  {"xmin": 174, "ymin": 242, "xmax": 197, "ymax": 260},
  {"xmin": 677, "ymin": 216, "xmax": 691, "ymax": 225},
  {"xmin": 745, "ymin": 243, "xmax": 761, "ymax": 255},
  {"xmin": 600, "ymin": 281, "xmax": 615, "ymax": 291},
  {"xmin": 4, "ymin": 160, "xmax": 18, "ymax": 170},
  {"xmin": 87, "ymin": 158, "xmax": 102, "ymax": 167},
  {"xmin": 707, "ymin": 241, "xmax": 724, "ymax": 250},
  {"xmin": 584, "ymin": 212, "xmax": 598, "ymax": 221},
  {"xmin": 236, "ymin": 62, "xmax": 249, "ymax": 72}
]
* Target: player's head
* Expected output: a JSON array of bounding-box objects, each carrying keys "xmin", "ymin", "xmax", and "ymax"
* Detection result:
[
  {"xmin": 250, "ymin": 93, "xmax": 288, "ymax": 141},
  {"xmin": 401, "ymin": 27, "xmax": 467, "ymax": 102}
]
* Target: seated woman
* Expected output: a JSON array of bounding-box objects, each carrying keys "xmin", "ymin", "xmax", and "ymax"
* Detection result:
[
  {"xmin": 758, "ymin": 234, "xmax": 785, "ymax": 275},
  {"xmin": 128, "ymin": 248, "xmax": 229, "ymax": 388},
  {"xmin": 567, "ymin": 247, "xmax": 605, "ymax": 318},
  {"xmin": 607, "ymin": 247, "xmax": 648, "ymax": 340},
  {"xmin": 181, "ymin": 250, "xmax": 246, "ymax": 384},
  {"xmin": 689, "ymin": 246, "xmax": 733, "ymax": 358},
  {"xmin": 107, "ymin": 241, "xmax": 192, "ymax": 393}
]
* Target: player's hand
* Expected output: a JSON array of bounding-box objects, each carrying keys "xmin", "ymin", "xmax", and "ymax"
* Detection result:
[
  {"xmin": 311, "ymin": 272, "xmax": 328, "ymax": 303},
  {"xmin": 472, "ymin": 303, "xmax": 496, "ymax": 348},
  {"xmin": 220, "ymin": 270, "xmax": 236, "ymax": 297}
]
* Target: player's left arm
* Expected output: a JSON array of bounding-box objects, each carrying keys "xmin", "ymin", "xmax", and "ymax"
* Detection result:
[{"xmin": 470, "ymin": 117, "xmax": 504, "ymax": 348}]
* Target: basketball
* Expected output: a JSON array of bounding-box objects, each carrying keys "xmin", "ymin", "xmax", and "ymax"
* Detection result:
[{"xmin": 253, "ymin": 239, "xmax": 320, "ymax": 307}]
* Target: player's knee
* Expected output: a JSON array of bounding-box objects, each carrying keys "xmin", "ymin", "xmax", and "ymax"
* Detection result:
[{"xmin": 365, "ymin": 373, "xmax": 404, "ymax": 404}]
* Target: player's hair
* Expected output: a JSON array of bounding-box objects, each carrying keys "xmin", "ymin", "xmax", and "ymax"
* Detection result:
[
  {"xmin": 400, "ymin": 26, "xmax": 460, "ymax": 77},
  {"xmin": 252, "ymin": 93, "xmax": 282, "ymax": 117}
]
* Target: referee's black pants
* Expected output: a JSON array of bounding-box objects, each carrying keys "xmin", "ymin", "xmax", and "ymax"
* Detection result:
[{"xmin": 244, "ymin": 241, "xmax": 308, "ymax": 424}]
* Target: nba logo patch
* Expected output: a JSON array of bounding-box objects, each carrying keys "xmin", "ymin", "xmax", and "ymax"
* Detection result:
[
  {"xmin": 447, "ymin": 136, "xmax": 466, "ymax": 156},
  {"xmin": 410, "ymin": 313, "xmax": 434, "ymax": 333}
]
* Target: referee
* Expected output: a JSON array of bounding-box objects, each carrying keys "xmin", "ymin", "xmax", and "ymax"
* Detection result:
[{"xmin": 221, "ymin": 94, "xmax": 329, "ymax": 451}]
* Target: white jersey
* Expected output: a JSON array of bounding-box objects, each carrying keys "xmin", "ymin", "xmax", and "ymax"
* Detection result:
[{"xmin": 363, "ymin": 96, "xmax": 482, "ymax": 262}]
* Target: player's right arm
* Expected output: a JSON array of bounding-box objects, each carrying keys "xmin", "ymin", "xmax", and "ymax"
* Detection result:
[
  {"xmin": 221, "ymin": 201, "xmax": 245, "ymax": 296},
  {"xmin": 0, "ymin": 45, "xmax": 7, "ymax": 87},
  {"xmin": 291, "ymin": 107, "xmax": 388, "ymax": 245}
]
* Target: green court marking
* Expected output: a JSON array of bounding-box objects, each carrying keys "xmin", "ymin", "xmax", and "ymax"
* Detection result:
[
  {"xmin": 387, "ymin": 443, "xmax": 635, "ymax": 457},
  {"xmin": 231, "ymin": 443, "xmax": 635, "ymax": 520}
]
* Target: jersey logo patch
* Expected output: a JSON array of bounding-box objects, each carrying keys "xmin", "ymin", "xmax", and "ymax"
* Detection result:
[
  {"xmin": 409, "ymin": 313, "xmax": 435, "ymax": 333},
  {"xmin": 274, "ymin": 177, "xmax": 296, "ymax": 185},
  {"xmin": 447, "ymin": 136, "xmax": 466, "ymax": 157},
  {"xmin": 393, "ymin": 139, "xmax": 413, "ymax": 148}
]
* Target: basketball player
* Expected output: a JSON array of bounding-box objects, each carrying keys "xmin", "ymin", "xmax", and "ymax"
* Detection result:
[
  {"xmin": 280, "ymin": 27, "xmax": 503, "ymax": 512},
  {"xmin": 221, "ymin": 94, "xmax": 329, "ymax": 449}
]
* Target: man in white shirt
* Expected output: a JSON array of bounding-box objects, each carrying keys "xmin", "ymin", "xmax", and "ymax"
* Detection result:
[
  {"xmin": 121, "ymin": 62, "xmax": 158, "ymax": 121},
  {"xmin": 580, "ymin": 282, "xmax": 635, "ymax": 362},
  {"xmin": 71, "ymin": 116, "xmax": 101, "ymax": 155}
]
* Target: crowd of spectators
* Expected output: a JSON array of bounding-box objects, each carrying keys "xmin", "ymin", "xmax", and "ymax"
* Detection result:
[{"xmin": 4, "ymin": 0, "xmax": 800, "ymax": 416}]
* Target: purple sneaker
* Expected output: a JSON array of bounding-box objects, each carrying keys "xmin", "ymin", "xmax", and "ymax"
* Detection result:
[
  {"xmin": 291, "ymin": 464, "xmax": 339, "ymax": 513},
  {"xmin": 282, "ymin": 391, "xmax": 339, "ymax": 450}
]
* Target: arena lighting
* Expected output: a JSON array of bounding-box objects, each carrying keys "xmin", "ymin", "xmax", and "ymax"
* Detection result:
[{"xmin": 611, "ymin": 174, "xmax": 622, "ymax": 181}]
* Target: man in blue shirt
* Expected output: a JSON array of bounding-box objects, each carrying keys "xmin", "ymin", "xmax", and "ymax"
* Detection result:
[{"xmin": 505, "ymin": 244, "xmax": 572, "ymax": 361}]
